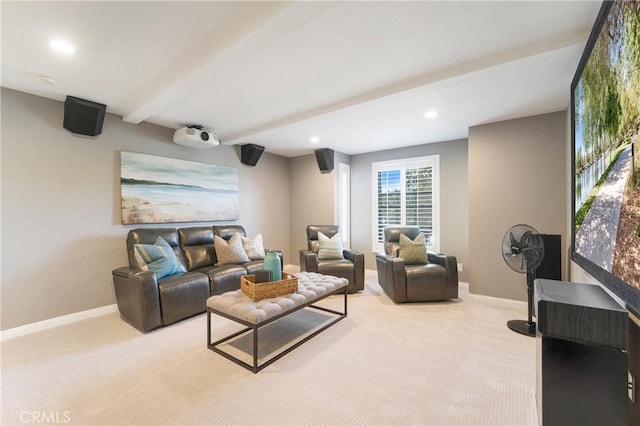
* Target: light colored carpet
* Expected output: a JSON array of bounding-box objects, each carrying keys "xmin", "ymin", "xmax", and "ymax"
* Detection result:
[{"xmin": 1, "ymin": 270, "xmax": 537, "ymax": 425}]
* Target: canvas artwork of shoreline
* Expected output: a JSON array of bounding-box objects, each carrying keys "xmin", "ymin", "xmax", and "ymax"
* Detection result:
[{"xmin": 120, "ymin": 151, "xmax": 239, "ymax": 224}]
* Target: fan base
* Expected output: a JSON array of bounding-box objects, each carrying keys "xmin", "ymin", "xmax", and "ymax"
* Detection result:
[{"xmin": 507, "ymin": 319, "xmax": 536, "ymax": 337}]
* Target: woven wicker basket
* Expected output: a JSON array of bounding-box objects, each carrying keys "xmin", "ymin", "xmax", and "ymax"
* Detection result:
[{"xmin": 240, "ymin": 273, "xmax": 299, "ymax": 301}]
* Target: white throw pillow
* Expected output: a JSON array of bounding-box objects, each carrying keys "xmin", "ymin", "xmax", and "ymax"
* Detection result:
[
  {"xmin": 241, "ymin": 233, "xmax": 266, "ymax": 260},
  {"xmin": 214, "ymin": 233, "xmax": 250, "ymax": 264},
  {"xmin": 317, "ymin": 231, "xmax": 345, "ymax": 260}
]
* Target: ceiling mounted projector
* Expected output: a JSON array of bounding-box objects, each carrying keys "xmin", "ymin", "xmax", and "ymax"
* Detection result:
[{"xmin": 173, "ymin": 126, "xmax": 219, "ymax": 149}]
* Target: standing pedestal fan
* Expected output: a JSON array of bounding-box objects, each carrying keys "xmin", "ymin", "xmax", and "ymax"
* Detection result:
[{"xmin": 501, "ymin": 224, "xmax": 545, "ymax": 337}]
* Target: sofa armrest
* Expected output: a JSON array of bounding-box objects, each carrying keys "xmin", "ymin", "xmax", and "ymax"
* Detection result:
[
  {"xmin": 375, "ymin": 254, "xmax": 407, "ymax": 302},
  {"xmin": 112, "ymin": 266, "xmax": 162, "ymax": 333},
  {"xmin": 428, "ymin": 252, "xmax": 459, "ymax": 299},
  {"xmin": 112, "ymin": 266, "xmax": 141, "ymax": 278},
  {"xmin": 344, "ymin": 249, "xmax": 365, "ymax": 291},
  {"xmin": 299, "ymin": 249, "xmax": 318, "ymax": 273}
]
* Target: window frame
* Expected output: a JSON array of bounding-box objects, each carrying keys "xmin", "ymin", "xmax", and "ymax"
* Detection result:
[
  {"xmin": 371, "ymin": 155, "xmax": 440, "ymax": 254},
  {"xmin": 338, "ymin": 162, "xmax": 351, "ymax": 248}
]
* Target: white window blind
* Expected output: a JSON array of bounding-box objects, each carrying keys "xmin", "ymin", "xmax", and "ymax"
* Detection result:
[{"xmin": 372, "ymin": 155, "xmax": 439, "ymax": 252}]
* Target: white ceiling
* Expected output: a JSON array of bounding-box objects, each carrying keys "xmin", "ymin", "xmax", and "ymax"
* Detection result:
[{"xmin": 1, "ymin": 1, "xmax": 602, "ymax": 158}]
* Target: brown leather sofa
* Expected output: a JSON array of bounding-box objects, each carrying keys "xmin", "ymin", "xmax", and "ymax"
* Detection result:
[
  {"xmin": 376, "ymin": 226, "xmax": 458, "ymax": 302},
  {"xmin": 112, "ymin": 225, "xmax": 281, "ymax": 333},
  {"xmin": 299, "ymin": 225, "xmax": 365, "ymax": 293}
]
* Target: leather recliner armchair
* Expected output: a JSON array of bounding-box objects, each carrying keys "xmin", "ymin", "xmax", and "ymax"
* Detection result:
[
  {"xmin": 299, "ymin": 225, "xmax": 365, "ymax": 293},
  {"xmin": 375, "ymin": 226, "xmax": 458, "ymax": 303}
]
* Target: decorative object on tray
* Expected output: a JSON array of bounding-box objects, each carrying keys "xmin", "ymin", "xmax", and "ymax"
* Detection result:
[
  {"xmin": 254, "ymin": 269, "xmax": 271, "ymax": 283},
  {"xmin": 241, "ymin": 273, "xmax": 298, "ymax": 301},
  {"xmin": 262, "ymin": 251, "xmax": 282, "ymax": 281}
]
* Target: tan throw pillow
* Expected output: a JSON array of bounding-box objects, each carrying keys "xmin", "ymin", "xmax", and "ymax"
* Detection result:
[
  {"xmin": 241, "ymin": 233, "xmax": 265, "ymax": 260},
  {"xmin": 317, "ymin": 231, "xmax": 345, "ymax": 260},
  {"xmin": 214, "ymin": 233, "xmax": 250, "ymax": 264},
  {"xmin": 398, "ymin": 232, "xmax": 428, "ymax": 265}
]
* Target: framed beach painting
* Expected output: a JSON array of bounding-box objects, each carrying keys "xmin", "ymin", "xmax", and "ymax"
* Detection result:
[{"xmin": 120, "ymin": 151, "xmax": 239, "ymax": 224}]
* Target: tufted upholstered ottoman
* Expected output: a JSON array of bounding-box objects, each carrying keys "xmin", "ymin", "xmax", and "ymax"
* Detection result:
[{"xmin": 207, "ymin": 271, "xmax": 348, "ymax": 373}]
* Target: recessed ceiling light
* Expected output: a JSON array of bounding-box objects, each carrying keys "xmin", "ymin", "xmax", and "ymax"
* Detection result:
[
  {"xmin": 49, "ymin": 39, "xmax": 75, "ymax": 55},
  {"xmin": 39, "ymin": 75, "xmax": 56, "ymax": 85},
  {"xmin": 310, "ymin": 136, "xmax": 320, "ymax": 144},
  {"xmin": 424, "ymin": 110, "xmax": 438, "ymax": 119}
]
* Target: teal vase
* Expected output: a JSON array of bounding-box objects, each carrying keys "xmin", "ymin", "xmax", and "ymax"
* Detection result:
[{"xmin": 262, "ymin": 252, "xmax": 282, "ymax": 281}]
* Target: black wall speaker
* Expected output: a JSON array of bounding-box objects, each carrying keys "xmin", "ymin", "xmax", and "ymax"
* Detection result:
[
  {"xmin": 314, "ymin": 148, "xmax": 334, "ymax": 172},
  {"xmin": 241, "ymin": 144, "xmax": 265, "ymax": 166},
  {"xmin": 534, "ymin": 234, "xmax": 562, "ymax": 280},
  {"xmin": 63, "ymin": 96, "xmax": 106, "ymax": 136}
]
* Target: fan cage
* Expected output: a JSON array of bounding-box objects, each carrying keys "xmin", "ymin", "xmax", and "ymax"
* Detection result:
[{"xmin": 501, "ymin": 224, "xmax": 545, "ymax": 273}]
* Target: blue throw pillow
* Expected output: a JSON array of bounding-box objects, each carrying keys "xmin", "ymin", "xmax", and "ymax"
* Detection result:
[{"xmin": 133, "ymin": 237, "xmax": 181, "ymax": 279}]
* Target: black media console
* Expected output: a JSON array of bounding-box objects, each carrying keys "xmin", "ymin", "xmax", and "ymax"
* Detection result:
[
  {"xmin": 534, "ymin": 279, "xmax": 628, "ymax": 426},
  {"xmin": 628, "ymin": 307, "xmax": 640, "ymax": 426}
]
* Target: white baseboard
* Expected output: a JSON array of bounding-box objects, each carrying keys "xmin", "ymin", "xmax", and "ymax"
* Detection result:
[
  {"xmin": 1, "ymin": 266, "xmax": 375, "ymax": 341},
  {"xmin": 1, "ymin": 304, "xmax": 118, "ymax": 342},
  {"xmin": 283, "ymin": 263, "xmax": 300, "ymax": 273},
  {"xmin": 468, "ymin": 291, "xmax": 527, "ymax": 305}
]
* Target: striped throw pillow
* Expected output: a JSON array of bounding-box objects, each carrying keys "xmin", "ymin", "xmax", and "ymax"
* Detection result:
[
  {"xmin": 317, "ymin": 231, "xmax": 345, "ymax": 260},
  {"xmin": 133, "ymin": 237, "xmax": 181, "ymax": 279}
]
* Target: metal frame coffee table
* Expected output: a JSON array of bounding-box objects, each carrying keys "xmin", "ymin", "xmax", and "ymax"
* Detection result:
[{"xmin": 207, "ymin": 279, "xmax": 347, "ymax": 373}]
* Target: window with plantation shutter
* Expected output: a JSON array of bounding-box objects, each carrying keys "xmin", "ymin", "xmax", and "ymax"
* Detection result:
[{"xmin": 372, "ymin": 155, "xmax": 439, "ymax": 253}]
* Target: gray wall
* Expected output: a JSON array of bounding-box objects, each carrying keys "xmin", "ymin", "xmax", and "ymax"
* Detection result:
[
  {"xmin": 1, "ymin": 86, "xmax": 571, "ymax": 329},
  {"xmin": 289, "ymin": 154, "xmax": 335, "ymax": 259},
  {"xmin": 350, "ymin": 139, "xmax": 469, "ymax": 281},
  {"xmin": 1, "ymin": 88, "xmax": 290, "ymax": 330},
  {"xmin": 468, "ymin": 111, "xmax": 567, "ymax": 301},
  {"xmin": 288, "ymin": 150, "xmax": 350, "ymax": 261}
]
